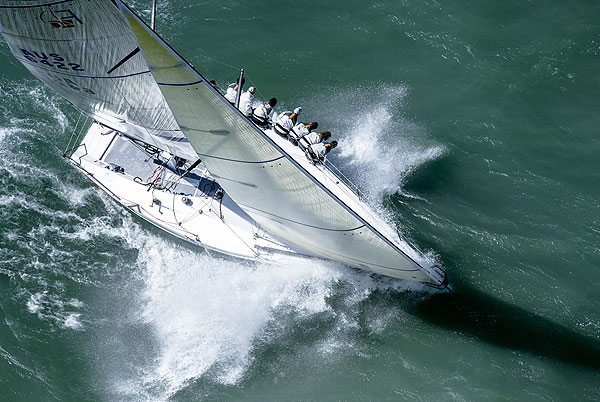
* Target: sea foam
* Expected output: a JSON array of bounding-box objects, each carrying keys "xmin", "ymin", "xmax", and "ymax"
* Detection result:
[
  {"xmin": 135, "ymin": 238, "xmax": 345, "ymax": 398},
  {"xmin": 303, "ymin": 84, "xmax": 445, "ymax": 200}
]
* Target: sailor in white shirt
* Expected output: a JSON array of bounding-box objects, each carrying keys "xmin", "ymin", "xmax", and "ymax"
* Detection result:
[
  {"xmin": 252, "ymin": 97, "xmax": 277, "ymax": 127},
  {"xmin": 224, "ymin": 77, "xmax": 245, "ymax": 104},
  {"xmin": 239, "ymin": 86, "xmax": 256, "ymax": 117},
  {"xmin": 251, "ymin": 97, "xmax": 277, "ymax": 127},
  {"xmin": 302, "ymin": 130, "xmax": 331, "ymax": 148},
  {"xmin": 289, "ymin": 121, "xmax": 318, "ymax": 145},
  {"xmin": 273, "ymin": 107, "xmax": 302, "ymax": 137},
  {"xmin": 310, "ymin": 140, "xmax": 338, "ymax": 161}
]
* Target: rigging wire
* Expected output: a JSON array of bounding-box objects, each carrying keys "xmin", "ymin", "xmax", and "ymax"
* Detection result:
[
  {"xmin": 174, "ymin": 42, "xmax": 241, "ymax": 72},
  {"xmin": 64, "ymin": 113, "xmax": 92, "ymax": 158},
  {"xmin": 243, "ymin": 73, "xmax": 268, "ymax": 102},
  {"xmin": 164, "ymin": 43, "xmax": 272, "ymax": 100},
  {"xmin": 64, "ymin": 111, "xmax": 83, "ymax": 156}
]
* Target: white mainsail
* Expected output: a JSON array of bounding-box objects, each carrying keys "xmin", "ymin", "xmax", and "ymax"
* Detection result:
[
  {"xmin": 117, "ymin": 3, "xmax": 444, "ymax": 286},
  {"xmin": 0, "ymin": 0, "xmax": 197, "ymax": 161}
]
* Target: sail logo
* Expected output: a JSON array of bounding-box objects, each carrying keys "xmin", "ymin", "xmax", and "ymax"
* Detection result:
[{"xmin": 39, "ymin": 9, "xmax": 82, "ymax": 28}]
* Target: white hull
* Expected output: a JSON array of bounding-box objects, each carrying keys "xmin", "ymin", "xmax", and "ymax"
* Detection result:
[{"xmin": 69, "ymin": 122, "xmax": 317, "ymax": 265}]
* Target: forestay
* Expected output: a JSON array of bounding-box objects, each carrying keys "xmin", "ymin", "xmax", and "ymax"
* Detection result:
[
  {"xmin": 118, "ymin": 3, "xmax": 439, "ymax": 284},
  {"xmin": 0, "ymin": 0, "xmax": 197, "ymax": 161}
]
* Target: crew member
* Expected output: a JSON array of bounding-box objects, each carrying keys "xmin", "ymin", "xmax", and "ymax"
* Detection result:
[
  {"xmin": 310, "ymin": 140, "xmax": 338, "ymax": 161},
  {"xmin": 252, "ymin": 98, "xmax": 277, "ymax": 127},
  {"xmin": 224, "ymin": 77, "xmax": 245, "ymax": 104},
  {"xmin": 303, "ymin": 130, "xmax": 331, "ymax": 146},
  {"xmin": 273, "ymin": 107, "xmax": 302, "ymax": 138},
  {"xmin": 289, "ymin": 122, "xmax": 318, "ymax": 146},
  {"xmin": 209, "ymin": 80, "xmax": 222, "ymax": 94},
  {"xmin": 239, "ymin": 86, "xmax": 256, "ymax": 117}
]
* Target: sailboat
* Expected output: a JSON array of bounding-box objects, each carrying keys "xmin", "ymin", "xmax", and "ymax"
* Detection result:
[{"xmin": 0, "ymin": 0, "xmax": 448, "ymax": 289}]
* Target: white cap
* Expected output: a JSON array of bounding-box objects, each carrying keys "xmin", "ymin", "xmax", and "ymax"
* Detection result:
[
  {"xmin": 294, "ymin": 107, "xmax": 302, "ymax": 115},
  {"xmin": 248, "ymin": 86, "xmax": 256, "ymax": 94}
]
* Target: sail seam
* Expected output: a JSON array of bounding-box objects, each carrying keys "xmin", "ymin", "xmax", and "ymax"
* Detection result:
[
  {"xmin": 194, "ymin": 153, "xmax": 284, "ymax": 164},
  {"xmin": 308, "ymin": 243, "xmax": 420, "ymax": 272},
  {"xmin": 157, "ymin": 80, "xmax": 203, "ymax": 86},
  {"xmin": 240, "ymin": 204, "xmax": 366, "ymax": 232}
]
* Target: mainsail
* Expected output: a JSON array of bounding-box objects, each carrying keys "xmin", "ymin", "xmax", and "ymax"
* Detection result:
[
  {"xmin": 117, "ymin": 3, "xmax": 443, "ymax": 285},
  {"xmin": 0, "ymin": 0, "xmax": 197, "ymax": 161}
]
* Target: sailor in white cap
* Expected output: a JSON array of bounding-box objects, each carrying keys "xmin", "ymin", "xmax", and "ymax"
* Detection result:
[
  {"xmin": 239, "ymin": 86, "xmax": 256, "ymax": 117},
  {"xmin": 273, "ymin": 107, "xmax": 302, "ymax": 138},
  {"xmin": 224, "ymin": 77, "xmax": 245, "ymax": 104}
]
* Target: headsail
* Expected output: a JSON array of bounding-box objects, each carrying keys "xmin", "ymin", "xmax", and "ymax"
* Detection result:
[
  {"xmin": 0, "ymin": 0, "xmax": 197, "ymax": 160},
  {"xmin": 117, "ymin": 3, "xmax": 444, "ymax": 285}
]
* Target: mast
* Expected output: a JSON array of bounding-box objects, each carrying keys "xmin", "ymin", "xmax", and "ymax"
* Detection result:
[
  {"xmin": 151, "ymin": 0, "xmax": 157, "ymax": 30},
  {"xmin": 234, "ymin": 68, "xmax": 244, "ymax": 109}
]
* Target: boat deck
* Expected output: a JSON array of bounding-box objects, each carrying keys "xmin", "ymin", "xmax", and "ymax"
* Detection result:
[{"xmin": 70, "ymin": 122, "xmax": 315, "ymax": 264}]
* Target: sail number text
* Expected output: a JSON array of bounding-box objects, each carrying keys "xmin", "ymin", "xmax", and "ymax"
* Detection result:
[{"xmin": 20, "ymin": 49, "xmax": 84, "ymax": 72}]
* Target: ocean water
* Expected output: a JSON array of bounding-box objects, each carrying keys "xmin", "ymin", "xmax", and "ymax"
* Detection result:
[{"xmin": 1, "ymin": 1, "xmax": 599, "ymax": 401}]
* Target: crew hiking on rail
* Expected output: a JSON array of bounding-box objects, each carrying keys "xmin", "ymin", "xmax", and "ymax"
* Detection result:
[{"xmin": 218, "ymin": 78, "xmax": 338, "ymax": 163}]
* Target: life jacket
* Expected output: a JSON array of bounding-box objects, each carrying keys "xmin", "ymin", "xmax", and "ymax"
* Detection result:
[
  {"xmin": 273, "ymin": 112, "xmax": 297, "ymax": 136},
  {"xmin": 252, "ymin": 103, "xmax": 273, "ymax": 125},
  {"xmin": 239, "ymin": 91, "xmax": 254, "ymax": 116}
]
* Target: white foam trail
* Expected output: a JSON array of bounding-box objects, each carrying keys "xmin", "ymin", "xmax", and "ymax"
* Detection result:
[
  {"xmin": 62, "ymin": 313, "xmax": 83, "ymax": 330},
  {"xmin": 0, "ymin": 80, "xmax": 69, "ymax": 156},
  {"xmin": 136, "ymin": 241, "xmax": 344, "ymax": 398},
  {"xmin": 90, "ymin": 216, "xmax": 429, "ymax": 401}
]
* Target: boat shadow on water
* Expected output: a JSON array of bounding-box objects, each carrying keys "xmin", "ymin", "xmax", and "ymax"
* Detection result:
[
  {"xmin": 408, "ymin": 288, "xmax": 600, "ymax": 370},
  {"xmin": 394, "ymin": 155, "xmax": 600, "ymax": 370}
]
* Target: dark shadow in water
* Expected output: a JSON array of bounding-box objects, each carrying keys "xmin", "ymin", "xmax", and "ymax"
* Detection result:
[
  {"xmin": 390, "ymin": 152, "xmax": 600, "ymax": 370},
  {"xmin": 407, "ymin": 287, "xmax": 600, "ymax": 370},
  {"xmin": 402, "ymin": 152, "xmax": 458, "ymax": 195}
]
